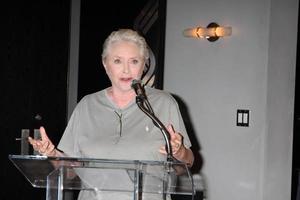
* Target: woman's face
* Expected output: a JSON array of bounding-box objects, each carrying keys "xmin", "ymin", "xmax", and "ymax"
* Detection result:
[{"xmin": 103, "ymin": 40, "xmax": 145, "ymax": 93}]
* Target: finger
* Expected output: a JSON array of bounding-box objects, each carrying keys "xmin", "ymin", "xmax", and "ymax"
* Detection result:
[
  {"xmin": 173, "ymin": 142, "xmax": 182, "ymax": 154},
  {"xmin": 29, "ymin": 139, "xmax": 39, "ymax": 151},
  {"xmin": 167, "ymin": 124, "xmax": 177, "ymax": 141},
  {"xmin": 45, "ymin": 143, "xmax": 55, "ymax": 156},
  {"xmin": 168, "ymin": 125, "xmax": 183, "ymax": 145},
  {"xmin": 173, "ymin": 137, "xmax": 183, "ymax": 146},
  {"xmin": 35, "ymin": 139, "xmax": 44, "ymax": 148},
  {"xmin": 39, "ymin": 126, "xmax": 50, "ymax": 142},
  {"xmin": 27, "ymin": 137, "xmax": 36, "ymax": 145},
  {"xmin": 39, "ymin": 141, "xmax": 50, "ymax": 153},
  {"xmin": 28, "ymin": 137, "xmax": 42, "ymax": 152},
  {"xmin": 170, "ymin": 140, "xmax": 177, "ymax": 146},
  {"xmin": 34, "ymin": 140, "xmax": 47, "ymax": 154},
  {"xmin": 159, "ymin": 146, "xmax": 167, "ymax": 155},
  {"xmin": 167, "ymin": 124, "xmax": 175, "ymax": 134},
  {"xmin": 42, "ymin": 142, "xmax": 55, "ymax": 156}
]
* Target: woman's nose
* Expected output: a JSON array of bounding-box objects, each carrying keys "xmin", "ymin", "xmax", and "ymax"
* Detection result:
[{"xmin": 122, "ymin": 63, "xmax": 129, "ymax": 74}]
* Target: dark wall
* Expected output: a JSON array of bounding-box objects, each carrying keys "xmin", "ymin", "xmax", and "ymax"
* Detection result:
[
  {"xmin": 1, "ymin": 1, "xmax": 70, "ymax": 199},
  {"xmin": 77, "ymin": 0, "xmax": 156, "ymax": 100},
  {"xmin": 1, "ymin": 0, "xmax": 168, "ymax": 199}
]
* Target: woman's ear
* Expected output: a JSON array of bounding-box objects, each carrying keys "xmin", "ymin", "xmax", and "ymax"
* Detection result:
[
  {"xmin": 102, "ymin": 60, "xmax": 110, "ymax": 77},
  {"xmin": 102, "ymin": 60, "xmax": 107, "ymax": 70}
]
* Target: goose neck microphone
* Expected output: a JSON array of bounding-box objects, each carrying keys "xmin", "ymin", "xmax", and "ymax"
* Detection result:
[{"xmin": 131, "ymin": 79, "xmax": 145, "ymax": 97}]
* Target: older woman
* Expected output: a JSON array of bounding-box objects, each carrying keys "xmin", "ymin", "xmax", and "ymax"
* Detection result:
[{"xmin": 29, "ymin": 29, "xmax": 194, "ymax": 200}]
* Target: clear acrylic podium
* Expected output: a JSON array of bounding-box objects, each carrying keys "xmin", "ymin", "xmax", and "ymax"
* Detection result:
[{"xmin": 9, "ymin": 155, "xmax": 195, "ymax": 200}]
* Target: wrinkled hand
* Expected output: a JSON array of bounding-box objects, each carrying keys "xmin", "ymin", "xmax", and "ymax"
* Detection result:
[
  {"xmin": 28, "ymin": 126, "xmax": 56, "ymax": 156},
  {"xmin": 159, "ymin": 124, "xmax": 183, "ymax": 155}
]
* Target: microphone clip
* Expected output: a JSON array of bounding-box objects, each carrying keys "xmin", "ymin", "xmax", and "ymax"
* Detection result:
[{"xmin": 131, "ymin": 79, "xmax": 146, "ymax": 103}]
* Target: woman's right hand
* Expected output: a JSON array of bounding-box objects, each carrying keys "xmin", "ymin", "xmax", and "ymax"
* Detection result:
[{"xmin": 28, "ymin": 126, "xmax": 56, "ymax": 156}]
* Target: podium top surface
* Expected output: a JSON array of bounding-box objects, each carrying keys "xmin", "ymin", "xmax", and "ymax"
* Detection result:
[{"xmin": 9, "ymin": 154, "xmax": 195, "ymax": 195}]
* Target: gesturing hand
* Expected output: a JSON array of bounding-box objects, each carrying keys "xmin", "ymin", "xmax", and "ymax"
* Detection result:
[
  {"xmin": 159, "ymin": 124, "xmax": 183, "ymax": 156},
  {"xmin": 28, "ymin": 126, "xmax": 56, "ymax": 156}
]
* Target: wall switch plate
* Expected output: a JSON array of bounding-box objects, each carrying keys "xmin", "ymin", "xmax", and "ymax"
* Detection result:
[{"xmin": 237, "ymin": 109, "xmax": 249, "ymax": 127}]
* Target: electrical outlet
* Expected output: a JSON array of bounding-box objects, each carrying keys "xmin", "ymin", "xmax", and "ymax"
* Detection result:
[{"xmin": 237, "ymin": 109, "xmax": 249, "ymax": 127}]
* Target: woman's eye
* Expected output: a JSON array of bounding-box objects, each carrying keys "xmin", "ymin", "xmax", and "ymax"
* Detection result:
[
  {"xmin": 131, "ymin": 59, "xmax": 139, "ymax": 64},
  {"xmin": 113, "ymin": 59, "xmax": 121, "ymax": 64}
]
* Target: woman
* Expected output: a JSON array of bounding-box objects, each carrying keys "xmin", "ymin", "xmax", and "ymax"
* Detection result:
[{"xmin": 28, "ymin": 28, "xmax": 194, "ymax": 200}]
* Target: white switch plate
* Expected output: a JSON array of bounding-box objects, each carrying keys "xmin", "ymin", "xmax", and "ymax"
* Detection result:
[{"xmin": 237, "ymin": 109, "xmax": 249, "ymax": 127}]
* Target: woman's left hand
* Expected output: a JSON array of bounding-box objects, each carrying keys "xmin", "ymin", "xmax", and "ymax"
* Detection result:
[
  {"xmin": 159, "ymin": 124, "xmax": 183, "ymax": 155},
  {"xmin": 159, "ymin": 124, "xmax": 194, "ymax": 166}
]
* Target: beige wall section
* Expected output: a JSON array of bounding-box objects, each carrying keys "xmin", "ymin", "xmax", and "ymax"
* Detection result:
[
  {"xmin": 264, "ymin": 0, "xmax": 298, "ymax": 199},
  {"xmin": 164, "ymin": 0, "xmax": 298, "ymax": 200}
]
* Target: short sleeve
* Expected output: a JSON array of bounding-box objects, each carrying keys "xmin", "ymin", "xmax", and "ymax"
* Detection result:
[
  {"xmin": 57, "ymin": 105, "xmax": 80, "ymax": 157},
  {"xmin": 168, "ymin": 96, "xmax": 192, "ymax": 149}
]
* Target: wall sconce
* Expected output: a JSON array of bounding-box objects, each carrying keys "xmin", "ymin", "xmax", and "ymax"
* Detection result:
[{"xmin": 183, "ymin": 22, "xmax": 232, "ymax": 42}]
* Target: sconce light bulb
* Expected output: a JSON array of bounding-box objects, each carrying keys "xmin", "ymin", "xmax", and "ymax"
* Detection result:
[
  {"xmin": 215, "ymin": 27, "xmax": 232, "ymax": 37},
  {"xmin": 183, "ymin": 28, "xmax": 198, "ymax": 38}
]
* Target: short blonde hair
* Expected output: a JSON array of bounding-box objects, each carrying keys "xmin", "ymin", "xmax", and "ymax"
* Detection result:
[{"xmin": 101, "ymin": 29, "xmax": 149, "ymax": 62}]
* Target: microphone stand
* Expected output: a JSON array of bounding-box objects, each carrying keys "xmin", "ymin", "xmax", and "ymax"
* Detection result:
[{"xmin": 135, "ymin": 91, "xmax": 175, "ymax": 162}]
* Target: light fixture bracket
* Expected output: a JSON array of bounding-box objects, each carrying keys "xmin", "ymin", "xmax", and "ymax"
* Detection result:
[{"xmin": 206, "ymin": 22, "xmax": 220, "ymax": 42}]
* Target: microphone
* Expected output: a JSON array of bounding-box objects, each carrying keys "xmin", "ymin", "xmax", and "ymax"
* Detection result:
[
  {"xmin": 131, "ymin": 79, "xmax": 145, "ymax": 97},
  {"xmin": 131, "ymin": 79, "xmax": 174, "ymax": 162},
  {"xmin": 131, "ymin": 79, "xmax": 155, "ymax": 115}
]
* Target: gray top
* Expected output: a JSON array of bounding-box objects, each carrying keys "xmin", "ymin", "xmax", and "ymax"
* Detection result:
[{"xmin": 57, "ymin": 86, "xmax": 192, "ymax": 200}]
